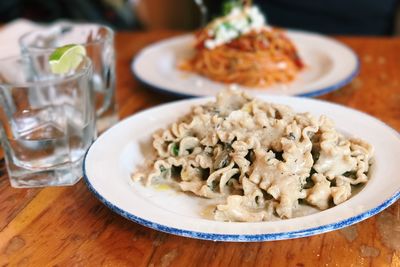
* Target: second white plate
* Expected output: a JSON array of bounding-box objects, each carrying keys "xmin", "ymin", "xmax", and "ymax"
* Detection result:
[{"xmin": 132, "ymin": 31, "xmax": 359, "ymax": 97}]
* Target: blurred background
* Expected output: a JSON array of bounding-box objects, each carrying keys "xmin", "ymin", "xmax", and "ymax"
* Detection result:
[{"xmin": 0, "ymin": 0, "xmax": 399, "ymax": 35}]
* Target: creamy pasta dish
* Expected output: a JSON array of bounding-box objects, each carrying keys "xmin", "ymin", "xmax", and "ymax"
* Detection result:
[{"xmin": 132, "ymin": 89, "xmax": 373, "ymax": 222}]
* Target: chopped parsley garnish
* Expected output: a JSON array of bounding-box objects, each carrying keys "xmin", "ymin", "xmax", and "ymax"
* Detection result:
[
  {"xmin": 171, "ymin": 143, "xmax": 179, "ymax": 156},
  {"xmin": 222, "ymin": 0, "xmax": 242, "ymax": 15},
  {"xmin": 222, "ymin": 22, "xmax": 234, "ymax": 30}
]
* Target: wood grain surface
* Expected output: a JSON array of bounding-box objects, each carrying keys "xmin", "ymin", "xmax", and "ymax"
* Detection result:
[{"xmin": 0, "ymin": 31, "xmax": 400, "ymax": 266}]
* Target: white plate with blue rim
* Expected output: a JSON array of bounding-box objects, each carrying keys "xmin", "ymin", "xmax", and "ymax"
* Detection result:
[
  {"xmin": 131, "ymin": 31, "xmax": 359, "ymax": 98},
  {"xmin": 83, "ymin": 95, "xmax": 400, "ymax": 241}
]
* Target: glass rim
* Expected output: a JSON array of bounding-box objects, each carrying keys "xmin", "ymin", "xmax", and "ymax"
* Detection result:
[
  {"xmin": 0, "ymin": 54, "xmax": 92, "ymax": 88},
  {"xmin": 19, "ymin": 22, "xmax": 114, "ymax": 52}
]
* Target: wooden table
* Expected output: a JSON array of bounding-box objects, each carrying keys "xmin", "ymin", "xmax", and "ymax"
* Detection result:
[{"xmin": 1, "ymin": 31, "xmax": 400, "ymax": 266}]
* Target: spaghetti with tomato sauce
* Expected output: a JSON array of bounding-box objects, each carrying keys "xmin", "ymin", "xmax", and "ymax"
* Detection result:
[
  {"xmin": 180, "ymin": 28, "xmax": 304, "ymax": 88},
  {"xmin": 179, "ymin": 4, "xmax": 304, "ymax": 88}
]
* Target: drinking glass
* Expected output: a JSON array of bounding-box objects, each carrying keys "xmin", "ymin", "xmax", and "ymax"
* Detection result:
[
  {"xmin": 0, "ymin": 53, "xmax": 95, "ymax": 187},
  {"xmin": 19, "ymin": 22, "xmax": 118, "ymax": 133},
  {"xmin": 194, "ymin": 0, "xmax": 208, "ymax": 27}
]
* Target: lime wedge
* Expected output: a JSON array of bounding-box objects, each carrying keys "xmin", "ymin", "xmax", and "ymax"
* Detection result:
[{"xmin": 49, "ymin": 44, "xmax": 86, "ymax": 74}]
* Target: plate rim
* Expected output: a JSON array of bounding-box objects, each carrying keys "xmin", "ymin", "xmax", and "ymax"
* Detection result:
[
  {"xmin": 83, "ymin": 174, "xmax": 400, "ymax": 241},
  {"xmin": 131, "ymin": 31, "xmax": 360, "ymax": 98},
  {"xmin": 83, "ymin": 96, "xmax": 400, "ymax": 242}
]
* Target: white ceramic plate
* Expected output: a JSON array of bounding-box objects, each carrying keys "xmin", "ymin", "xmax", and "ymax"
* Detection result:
[
  {"xmin": 84, "ymin": 96, "xmax": 400, "ymax": 241},
  {"xmin": 131, "ymin": 31, "xmax": 359, "ymax": 97}
]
